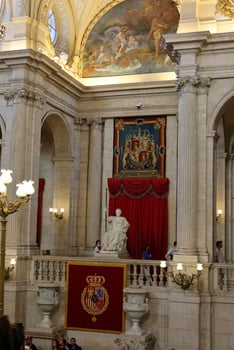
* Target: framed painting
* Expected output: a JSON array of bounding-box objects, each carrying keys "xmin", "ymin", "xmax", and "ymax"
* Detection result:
[
  {"xmin": 113, "ymin": 116, "xmax": 166, "ymax": 178},
  {"xmin": 65, "ymin": 262, "xmax": 126, "ymax": 333}
]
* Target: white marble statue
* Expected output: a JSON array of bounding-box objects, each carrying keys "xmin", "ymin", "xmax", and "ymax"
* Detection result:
[{"xmin": 102, "ymin": 208, "xmax": 130, "ymax": 251}]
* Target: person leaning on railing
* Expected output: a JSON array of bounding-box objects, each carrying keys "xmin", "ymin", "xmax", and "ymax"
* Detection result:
[{"xmin": 165, "ymin": 241, "xmax": 177, "ymax": 261}]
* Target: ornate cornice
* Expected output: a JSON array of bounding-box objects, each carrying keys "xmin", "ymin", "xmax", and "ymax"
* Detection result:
[
  {"xmin": 4, "ymin": 88, "xmax": 45, "ymax": 108},
  {"xmin": 160, "ymin": 38, "xmax": 180, "ymax": 64}
]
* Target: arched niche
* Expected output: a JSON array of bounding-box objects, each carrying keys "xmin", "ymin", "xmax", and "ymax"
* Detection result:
[
  {"xmin": 39, "ymin": 112, "xmax": 72, "ymax": 256},
  {"xmin": 214, "ymin": 96, "xmax": 234, "ymax": 262}
]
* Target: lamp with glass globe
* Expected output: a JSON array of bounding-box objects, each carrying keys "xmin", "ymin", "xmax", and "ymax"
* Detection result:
[{"xmin": 0, "ymin": 169, "xmax": 35, "ymax": 317}]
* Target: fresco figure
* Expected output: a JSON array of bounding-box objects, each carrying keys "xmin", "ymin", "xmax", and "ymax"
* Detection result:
[{"xmin": 82, "ymin": 0, "xmax": 180, "ymax": 78}]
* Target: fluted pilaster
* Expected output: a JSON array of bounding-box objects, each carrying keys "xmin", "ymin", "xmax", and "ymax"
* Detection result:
[
  {"xmin": 176, "ymin": 76, "xmax": 210, "ymax": 257},
  {"xmin": 86, "ymin": 118, "xmax": 103, "ymax": 247}
]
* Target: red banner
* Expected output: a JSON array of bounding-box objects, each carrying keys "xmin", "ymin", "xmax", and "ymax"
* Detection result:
[{"xmin": 65, "ymin": 262, "xmax": 126, "ymax": 333}]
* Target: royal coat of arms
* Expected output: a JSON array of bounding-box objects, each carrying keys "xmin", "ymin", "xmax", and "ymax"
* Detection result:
[
  {"xmin": 81, "ymin": 274, "xmax": 109, "ymax": 322},
  {"xmin": 114, "ymin": 117, "xmax": 166, "ymax": 177}
]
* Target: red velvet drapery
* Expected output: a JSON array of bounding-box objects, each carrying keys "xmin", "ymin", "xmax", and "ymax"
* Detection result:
[{"xmin": 108, "ymin": 178, "xmax": 169, "ymax": 259}]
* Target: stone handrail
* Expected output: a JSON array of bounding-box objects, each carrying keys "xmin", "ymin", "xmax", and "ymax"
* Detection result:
[
  {"xmin": 31, "ymin": 256, "xmax": 167, "ymax": 288},
  {"xmin": 30, "ymin": 256, "xmax": 234, "ymax": 293}
]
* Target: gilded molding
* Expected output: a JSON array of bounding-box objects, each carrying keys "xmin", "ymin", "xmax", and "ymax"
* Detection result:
[{"xmin": 216, "ymin": 0, "xmax": 234, "ymax": 19}]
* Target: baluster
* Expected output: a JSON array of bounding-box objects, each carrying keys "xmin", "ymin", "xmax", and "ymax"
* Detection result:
[
  {"xmin": 54, "ymin": 260, "xmax": 59, "ymax": 282},
  {"xmin": 151, "ymin": 265, "xmax": 157, "ymax": 286},
  {"xmin": 132, "ymin": 263, "xmax": 138, "ymax": 286},
  {"xmin": 218, "ymin": 267, "xmax": 224, "ymax": 290},
  {"xmin": 159, "ymin": 265, "xmax": 165, "ymax": 286},
  {"xmin": 138, "ymin": 264, "xmax": 145, "ymax": 286},
  {"xmin": 126, "ymin": 264, "xmax": 132, "ymax": 286},
  {"xmin": 44, "ymin": 260, "xmax": 50, "ymax": 281},
  {"xmin": 62, "ymin": 261, "xmax": 67, "ymax": 282},
  {"xmin": 34, "ymin": 260, "xmax": 40, "ymax": 281},
  {"xmin": 41, "ymin": 260, "xmax": 45, "ymax": 281},
  {"xmin": 48, "ymin": 260, "xmax": 55, "ymax": 282},
  {"xmin": 145, "ymin": 265, "xmax": 151, "ymax": 286}
]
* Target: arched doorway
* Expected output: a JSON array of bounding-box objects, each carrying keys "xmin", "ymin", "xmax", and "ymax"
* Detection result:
[{"xmin": 39, "ymin": 113, "xmax": 72, "ymax": 256}]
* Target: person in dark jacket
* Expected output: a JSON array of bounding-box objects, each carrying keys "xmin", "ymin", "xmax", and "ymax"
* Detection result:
[
  {"xmin": 0, "ymin": 315, "xmax": 24, "ymax": 350},
  {"xmin": 66, "ymin": 337, "xmax": 82, "ymax": 350}
]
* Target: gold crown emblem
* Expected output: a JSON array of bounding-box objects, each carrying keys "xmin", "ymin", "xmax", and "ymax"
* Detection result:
[{"xmin": 86, "ymin": 275, "xmax": 105, "ymax": 284}]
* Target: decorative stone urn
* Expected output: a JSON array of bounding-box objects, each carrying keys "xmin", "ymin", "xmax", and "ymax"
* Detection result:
[
  {"xmin": 123, "ymin": 286, "xmax": 149, "ymax": 335},
  {"xmin": 37, "ymin": 283, "xmax": 59, "ymax": 328}
]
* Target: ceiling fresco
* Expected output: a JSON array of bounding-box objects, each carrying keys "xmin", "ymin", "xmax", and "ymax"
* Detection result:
[{"xmin": 81, "ymin": 0, "xmax": 180, "ymax": 78}]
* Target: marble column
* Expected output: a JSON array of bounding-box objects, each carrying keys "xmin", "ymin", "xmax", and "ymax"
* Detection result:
[
  {"xmin": 196, "ymin": 80, "xmax": 210, "ymax": 261},
  {"xmin": 86, "ymin": 118, "xmax": 103, "ymax": 248},
  {"xmin": 206, "ymin": 131, "xmax": 218, "ymax": 262},
  {"xmin": 226, "ymin": 154, "xmax": 234, "ymax": 262},
  {"xmin": 3, "ymin": 88, "xmax": 45, "ymax": 255},
  {"xmin": 216, "ymin": 150, "xmax": 226, "ymax": 253},
  {"xmin": 67, "ymin": 118, "xmax": 82, "ymax": 255},
  {"xmin": 176, "ymin": 77, "xmax": 210, "ymax": 258}
]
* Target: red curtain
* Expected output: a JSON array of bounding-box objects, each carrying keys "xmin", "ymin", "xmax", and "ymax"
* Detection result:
[
  {"xmin": 108, "ymin": 178, "xmax": 169, "ymax": 260},
  {"xmin": 36, "ymin": 178, "xmax": 45, "ymax": 246}
]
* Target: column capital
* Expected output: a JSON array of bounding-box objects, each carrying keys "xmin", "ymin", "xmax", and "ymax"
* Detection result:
[
  {"xmin": 176, "ymin": 76, "xmax": 210, "ymax": 92},
  {"xmin": 4, "ymin": 88, "xmax": 45, "ymax": 108}
]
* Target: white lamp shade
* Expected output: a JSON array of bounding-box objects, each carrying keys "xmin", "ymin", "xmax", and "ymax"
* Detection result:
[
  {"xmin": 197, "ymin": 263, "xmax": 203, "ymax": 271},
  {"xmin": 0, "ymin": 169, "xmax": 13, "ymax": 184},
  {"xmin": 23, "ymin": 180, "xmax": 35, "ymax": 195},
  {"xmin": 177, "ymin": 263, "xmax": 183, "ymax": 271},
  {"xmin": 16, "ymin": 180, "xmax": 35, "ymax": 197},
  {"xmin": 16, "ymin": 183, "xmax": 27, "ymax": 197}
]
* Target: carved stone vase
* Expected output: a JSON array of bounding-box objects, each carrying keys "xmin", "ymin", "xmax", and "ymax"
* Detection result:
[
  {"xmin": 37, "ymin": 283, "xmax": 59, "ymax": 328},
  {"xmin": 123, "ymin": 286, "xmax": 149, "ymax": 335}
]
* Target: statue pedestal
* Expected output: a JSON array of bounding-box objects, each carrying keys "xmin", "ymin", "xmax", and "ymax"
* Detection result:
[
  {"xmin": 99, "ymin": 250, "xmax": 129, "ymax": 259},
  {"xmin": 114, "ymin": 333, "xmax": 156, "ymax": 350}
]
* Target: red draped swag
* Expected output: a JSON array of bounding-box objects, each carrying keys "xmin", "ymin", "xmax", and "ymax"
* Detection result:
[{"xmin": 108, "ymin": 178, "xmax": 169, "ymax": 260}]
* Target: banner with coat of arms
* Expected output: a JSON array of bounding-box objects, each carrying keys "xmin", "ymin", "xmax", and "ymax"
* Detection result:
[
  {"xmin": 113, "ymin": 116, "xmax": 166, "ymax": 178},
  {"xmin": 65, "ymin": 262, "xmax": 126, "ymax": 333}
]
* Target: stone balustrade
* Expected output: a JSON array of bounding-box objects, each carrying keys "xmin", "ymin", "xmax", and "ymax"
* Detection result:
[{"xmin": 29, "ymin": 256, "xmax": 234, "ymax": 293}]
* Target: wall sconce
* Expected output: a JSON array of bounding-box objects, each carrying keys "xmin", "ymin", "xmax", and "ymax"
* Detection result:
[
  {"xmin": 5, "ymin": 258, "xmax": 16, "ymax": 280},
  {"xmin": 216, "ymin": 209, "xmax": 222, "ymax": 222},
  {"xmin": 49, "ymin": 207, "xmax": 64, "ymax": 220},
  {"xmin": 169, "ymin": 263, "xmax": 203, "ymax": 290}
]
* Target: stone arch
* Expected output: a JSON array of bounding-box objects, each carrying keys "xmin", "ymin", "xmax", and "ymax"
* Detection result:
[
  {"xmin": 208, "ymin": 90, "xmax": 234, "ymax": 133},
  {"xmin": 209, "ymin": 94, "xmax": 234, "ymax": 262}
]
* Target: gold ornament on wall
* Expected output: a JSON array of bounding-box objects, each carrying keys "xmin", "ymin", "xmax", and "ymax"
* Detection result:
[{"xmin": 216, "ymin": 0, "xmax": 234, "ymax": 19}]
